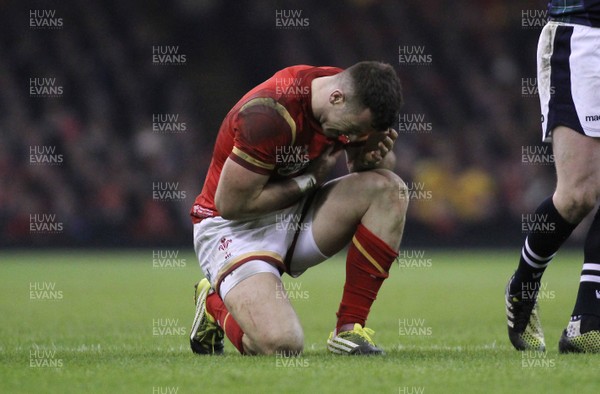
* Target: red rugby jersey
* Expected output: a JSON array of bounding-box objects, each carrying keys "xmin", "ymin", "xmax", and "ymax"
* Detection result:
[{"xmin": 191, "ymin": 65, "xmax": 346, "ymax": 222}]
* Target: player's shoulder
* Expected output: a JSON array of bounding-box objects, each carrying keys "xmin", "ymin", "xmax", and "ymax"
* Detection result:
[
  {"xmin": 283, "ymin": 64, "xmax": 344, "ymax": 76},
  {"xmin": 234, "ymin": 96, "xmax": 295, "ymax": 144},
  {"xmin": 234, "ymin": 65, "xmax": 342, "ymax": 107},
  {"xmin": 227, "ymin": 65, "xmax": 343, "ymax": 125},
  {"xmin": 268, "ymin": 65, "xmax": 343, "ymax": 84},
  {"xmin": 236, "ymin": 97, "xmax": 290, "ymax": 124}
]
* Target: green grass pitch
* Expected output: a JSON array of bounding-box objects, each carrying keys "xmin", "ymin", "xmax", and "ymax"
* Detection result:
[{"xmin": 0, "ymin": 249, "xmax": 597, "ymax": 393}]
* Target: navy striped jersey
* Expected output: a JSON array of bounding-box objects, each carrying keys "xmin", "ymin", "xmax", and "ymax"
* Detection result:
[{"xmin": 548, "ymin": 0, "xmax": 600, "ymax": 27}]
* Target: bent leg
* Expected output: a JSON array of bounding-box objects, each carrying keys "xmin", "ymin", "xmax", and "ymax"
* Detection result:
[
  {"xmin": 296, "ymin": 169, "xmax": 408, "ymax": 333},
  {"xmin": 222, "ymin": 272, "xmax": 303, "ymax": 355},
  {"xmin": 310, "ymin": 168, "xmax": 408, "ymax": 255}
]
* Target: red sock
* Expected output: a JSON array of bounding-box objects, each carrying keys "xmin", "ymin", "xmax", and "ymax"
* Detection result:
[
  {"xmin": 336, "ymin": 223, "xmax": 398, "ymax": 331},
  {"xmin": 206, "ymin": 292, "xmax": 245, "ymax": 354}
]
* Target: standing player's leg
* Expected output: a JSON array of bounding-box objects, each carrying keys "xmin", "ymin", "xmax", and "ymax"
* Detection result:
[
  {"xmin": 509, "ymin": 126, "xmax": 594, "ymax": 296},
  {"xmin": 506, "ymin": 126, "xmax": 600, "ymax": 351},
  {"xmin": 293, "ymin": 168, "xmax": 408, "ymax": 354},
  {"xmin": 506, "ymin": 20, "xmax": 600, "ymax": 351},
  {"xmin": 554, "ymin": 127, "xmax": 600, "ymax": 353},
  {"xmin": 552, "ymin": 127, "xmax": 599, "ymax": 224}
]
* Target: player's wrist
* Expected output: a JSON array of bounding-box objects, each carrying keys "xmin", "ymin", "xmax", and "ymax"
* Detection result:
[
  {"xmin": 292, "ymin": 174, "xmax": 317, "ymax": 193},
  {"xmin": 355, "ymin": 154, "xmax": 379, "ymax": 171}
]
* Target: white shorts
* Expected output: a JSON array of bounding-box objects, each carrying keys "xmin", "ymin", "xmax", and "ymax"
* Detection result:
[
  {"xmin": 193, "ymin": 196, "xmax": 329, "ymax": 299},
  {"xmin": 538, "ymin": 21, "xmax": 600, "ymax": 142}
]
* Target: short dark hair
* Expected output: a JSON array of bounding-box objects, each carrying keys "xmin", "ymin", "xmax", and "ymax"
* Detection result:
[{"xmin": 345, "ymin": 61, "xmax": 403, "ymax": 131}]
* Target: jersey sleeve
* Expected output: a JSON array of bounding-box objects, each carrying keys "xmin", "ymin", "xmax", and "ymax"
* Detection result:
[{"xmin": 230, "ymin": 98, "xmax": 296, "ymax": 175}]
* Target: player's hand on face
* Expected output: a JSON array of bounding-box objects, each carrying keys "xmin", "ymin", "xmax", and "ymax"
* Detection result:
[
  {"xmin": 362, "ymin": 128, "xmax": 397, "ymax": 166},
  {"xmin": 307, "ymin": 145, "xmax": 342, "ymax": 185}
]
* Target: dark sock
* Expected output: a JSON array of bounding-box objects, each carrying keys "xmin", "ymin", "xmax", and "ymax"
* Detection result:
[
  {"xmin": 572, "ymin": 208, "xmax": 600, "ymax": 319},
  {"xmin": 510, "ymin": 196, "xmax": 578, "ymax": 297}
]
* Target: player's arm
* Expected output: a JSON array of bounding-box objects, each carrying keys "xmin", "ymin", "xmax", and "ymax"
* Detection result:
[
  {"xmin": 216, "ymin": 100, "xmax": 342, "ymax": 220},
  {"xmin": 345, "ymin": 128, "xmax": 397, "ymax": 172},
  {"xmin": 215, "ymin": 146, "xmax": 340, "ymax": 220}
]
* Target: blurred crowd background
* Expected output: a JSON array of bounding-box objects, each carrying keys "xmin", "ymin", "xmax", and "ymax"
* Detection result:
[{"xmin": 1, "ymin": 0, "xmax": 589, "ymax": 248}]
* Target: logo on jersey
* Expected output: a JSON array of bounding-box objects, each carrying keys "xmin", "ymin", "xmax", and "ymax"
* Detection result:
[
  {"xmin": 275, "ymin": 145, "xmax": 310, "ymax": 176},
  {"xmin": 218, "ymin": 237, "xmax": 232, "ymax": 251},
  {"xmin": 218, "ymin": 237, "xmax": 233, "ymax": 260}
]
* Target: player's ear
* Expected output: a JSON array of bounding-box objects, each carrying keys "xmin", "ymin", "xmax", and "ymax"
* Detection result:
[{"xmin": 329, "ymin": 89, "xmax": 344, "ymax": 105}]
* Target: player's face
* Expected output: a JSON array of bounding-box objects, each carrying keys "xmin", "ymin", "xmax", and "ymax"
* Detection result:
[{"xmin": 321, "ymin": 106, "xmax": 375, "ymax": 142}]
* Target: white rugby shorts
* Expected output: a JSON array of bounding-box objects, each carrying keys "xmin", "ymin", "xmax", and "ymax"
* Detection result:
[
  {"xmin": 193, "ymin": 196, "xmax": 328, "ymax": 299},
  {"xmin": 538, "ymin": 21, "xmax": 600, "ymax": 142}
]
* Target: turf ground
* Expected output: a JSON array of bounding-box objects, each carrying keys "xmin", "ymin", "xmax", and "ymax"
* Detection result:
[{"xmin": 0, "ymin": 249, "xmax": 597, "ymax": 394}]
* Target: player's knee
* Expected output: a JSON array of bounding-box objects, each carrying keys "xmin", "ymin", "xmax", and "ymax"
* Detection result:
[
  {"xmin": 255, "ymin": 330, "xmax": 304, "ymax": 356},
  {"xmin": 556, "ymin": 186, "xmax": 597, "ymax": 222},
  {"xmin": 367, "ymin": 169, "xmax": 409, "ymax": 213}
]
